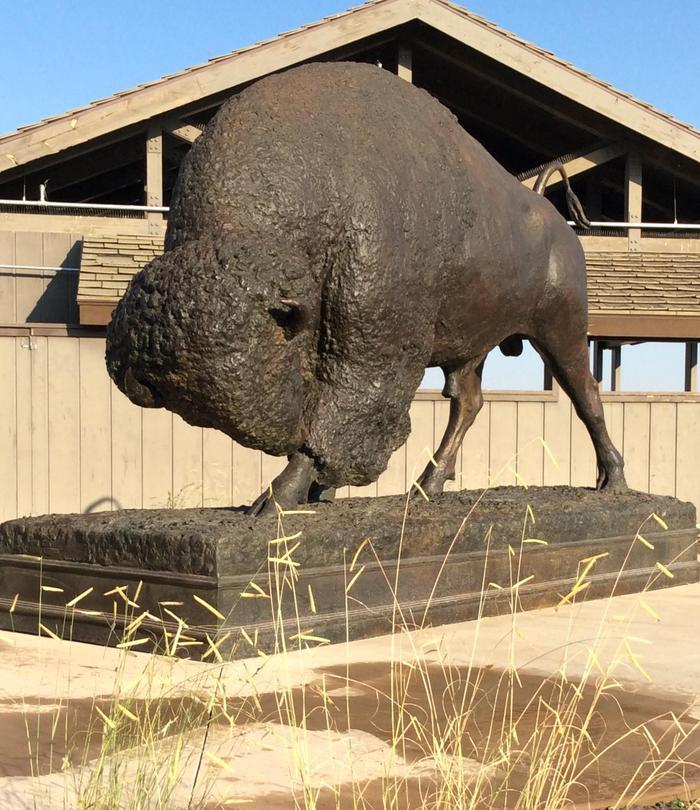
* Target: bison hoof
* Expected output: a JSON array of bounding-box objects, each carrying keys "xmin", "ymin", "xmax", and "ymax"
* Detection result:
[
  {"xmin": 412, "ymin": 471, "xmax": 448, "ymax": 500},
  {"xmin": 246, "ymin": 490, "xmax": 279, "ymax": 517},
  {"xmin": 596, "ymin": 467, "xmax": 628, "ymax": 493},
  {"xmin": 246, "ymin": 452, "xmax": 316, "ymax": 517}
]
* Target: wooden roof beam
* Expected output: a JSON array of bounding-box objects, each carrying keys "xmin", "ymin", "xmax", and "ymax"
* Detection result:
[
  {"xmin": 162, "ymin": 118, "xmax": 202, "ymax": 144},
  {"xmin": 415, "ymin": 37, "xmax": 605, "ymax": 139},
  {"xmin": 418, "ymin": 0, "xmax": 700, "ymax": 162},
  {"xmin": 521, "ymin": 143, "xmax": 628, "ymax": 190},
  {"xmin": 433, "ymin": 93, "xmax": 553, "ymax": 159},
  {"xmin": 45, "ymin": 139, "xmax": 145, "ymax": 194}
]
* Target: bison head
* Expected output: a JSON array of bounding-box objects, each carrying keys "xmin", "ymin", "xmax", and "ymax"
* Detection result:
[{"xmin": 106, "ymin": 237, "xmax": 313, "ymax": 456}]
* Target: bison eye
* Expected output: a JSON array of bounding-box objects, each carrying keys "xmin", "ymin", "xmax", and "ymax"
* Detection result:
[{"xmin": 268, "ymin": 299, "xmax": 310, "ymax": 339}]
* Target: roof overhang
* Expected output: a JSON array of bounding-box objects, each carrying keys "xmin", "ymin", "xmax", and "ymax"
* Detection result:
[{"xmin": 2, "ymin": 0, "xmax": 700, "ymax": 176}]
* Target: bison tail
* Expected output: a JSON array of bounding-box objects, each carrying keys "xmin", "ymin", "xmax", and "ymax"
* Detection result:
[{"xmin": 533, "ymin": 160, "xmax": 591, "ymax": 230}]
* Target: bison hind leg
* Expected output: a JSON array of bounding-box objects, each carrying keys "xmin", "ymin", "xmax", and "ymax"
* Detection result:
[
  {"xmin": 414, "ymin": 357, "xmax": 486, "ymax": 498},
  {"xmin": 530, "ymin": 322, "xmax": 626, "ymax": 492}
]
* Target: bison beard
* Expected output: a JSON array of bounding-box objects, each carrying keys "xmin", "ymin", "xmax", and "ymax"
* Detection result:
[{"xmin": 106, "ymin": 61, "xmax": 626, "ymax": 514}]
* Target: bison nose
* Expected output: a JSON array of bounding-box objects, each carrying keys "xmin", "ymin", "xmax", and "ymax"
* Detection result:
[{"xmin": 123, "ymin": 367, "xmax": 159, "ymax": 408}]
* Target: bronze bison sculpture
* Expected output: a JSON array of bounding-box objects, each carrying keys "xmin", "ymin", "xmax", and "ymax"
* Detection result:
[{"xmin": 106, "ymin": 61, "xmax": 626, "ymax": 514}]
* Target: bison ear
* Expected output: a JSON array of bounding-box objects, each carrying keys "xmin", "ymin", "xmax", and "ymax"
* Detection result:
[{"xmin": 269, "ymin": 298, "xmax": 311, "ymax": 338}]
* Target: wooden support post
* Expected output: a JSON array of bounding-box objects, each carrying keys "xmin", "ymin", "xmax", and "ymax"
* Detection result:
[
  {"xmin": 397, "ymin": 42, "xmax": 413, "ymax": 83},
  {"xmin": 685, "ymin": 342, "xmax": 698, "ymax": 392},
  {"xmin": 543, "ymin": 364, "xmax": 553, "ymax": 391},
  {"xmin": 625, "ymin": 151, "xmax": 643, "ymax": 252},
  {"xmin": 145, "ymin": 124, "xmax": 163, "ymax": 234},
  {"xmin": 592, "ymin": 341, "xmax": 604, "ymax": 384},
  {"xmin": 610, "ymin": 345, "xmax": 621, "ymax": 391}
]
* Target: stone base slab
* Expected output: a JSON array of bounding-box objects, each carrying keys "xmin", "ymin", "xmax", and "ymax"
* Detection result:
[{"xmin": 0, "ymin": 487, "xmax": 697, "ymax": 658}]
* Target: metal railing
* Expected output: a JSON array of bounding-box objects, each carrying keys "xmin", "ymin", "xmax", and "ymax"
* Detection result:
[
  {"xmin": 0, "ymin": 199, "xmax": 168, "ymax": 218},
  {"xmin": 568, "ymin": 220, "xmax": 700, "ymax": 231},
  {"xmin": 0, "ymin": 263, "xmax": 80, "ymax": 273},
  {"xmin": 1, "ymin": 198, "xmax": 699, "ymax": 234}
]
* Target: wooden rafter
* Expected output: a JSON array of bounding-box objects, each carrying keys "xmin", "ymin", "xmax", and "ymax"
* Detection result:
[
  {"xmin": 44, "ymin": 139, "xmax": 144, "ymax": 193},
  {"xmin": 432, "ymin": 92, "xmax": 564, "ymax": 158},
  {"xmin": 418, "ymin": 0, "xmax": 700, "ymax": 161},
  {"xmin": 521, "ymin": 143, "xmax": 628, "ymax": 190},
  {"xmin": 415, "ymin": 38, "xmax": 605, "ymax": 138}
]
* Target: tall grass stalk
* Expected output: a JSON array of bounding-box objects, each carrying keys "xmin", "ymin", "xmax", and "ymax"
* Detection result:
[{"xmin": 9, "ymin": 452, "xmax": 700, "ymax": 809}]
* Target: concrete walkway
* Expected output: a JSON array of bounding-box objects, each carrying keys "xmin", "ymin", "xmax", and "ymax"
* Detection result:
[{"xmin": 1, "ymin": 584, "xmax": 699, "ymax": 809}]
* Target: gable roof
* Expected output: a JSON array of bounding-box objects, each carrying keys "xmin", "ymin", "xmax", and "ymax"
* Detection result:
[{"xmin": 2, "ymin": 0, "xmax": 700, "ymax": 175}]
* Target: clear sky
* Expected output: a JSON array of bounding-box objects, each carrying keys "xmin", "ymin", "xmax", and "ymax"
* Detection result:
[
  {"xmin": 2, "ymin": 0, "xmax": 699, "ymax": 136},
  {"xmin": 3, "ymin": 0, "xmax": 698, "ymax": 391}
]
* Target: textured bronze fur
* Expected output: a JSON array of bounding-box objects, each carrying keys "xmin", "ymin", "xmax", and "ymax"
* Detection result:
[{"xmin": 106, "ymin": 62, "xmax": 626, "ymax": 511}]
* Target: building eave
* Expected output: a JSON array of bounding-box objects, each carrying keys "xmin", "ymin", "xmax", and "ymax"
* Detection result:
[{"xmin": 1, "ymin": 0, "xmax": 699, "ymax": 175}]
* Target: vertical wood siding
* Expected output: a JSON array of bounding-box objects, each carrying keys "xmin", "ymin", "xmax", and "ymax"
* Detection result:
[
  {"xmin": 1, "ymin": 334, "xmax": 699, "ymax": 520},
  {"xmin": 0, "ymin": 231, "xmax": 81, "ymax": 325}
]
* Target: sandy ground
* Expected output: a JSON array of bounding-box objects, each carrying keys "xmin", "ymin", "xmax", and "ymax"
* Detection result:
[{"xmin": 1, "ymin": 583, "xmax": 699, "ymax": 809}]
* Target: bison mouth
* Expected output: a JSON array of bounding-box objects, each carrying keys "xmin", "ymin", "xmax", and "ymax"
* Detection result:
[{"xmin": 121, "ymin": 367, "xmax": 163, "ymax": 409}]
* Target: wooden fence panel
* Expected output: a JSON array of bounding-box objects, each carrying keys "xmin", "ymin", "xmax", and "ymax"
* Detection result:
[
  {"xmin": 47, "ymin": 337, "xmax": 81, "ymax": 513},
  {"xmin": 232, "ymin": 444, "xmax": 262, "ymax": 506},
  {"xmin": 172, "ymin": 416, "xmax": 203, "ymax": 508},
  {"xmin": 203, "ymin": 429, "xmax": 233, "ymax": 508},
  {"xmin": 15, "ymin": 337, "xmax": 33, "ymax": 517},
  {"xmin": 30, "ymin": 336, "xmax": 50, "ymax": 516},
  {"xmin": 460, "ymin": 401, "xmax": 490, "ymax": 490},
  {"xmin": 79, "ymin": 337, "xmax": 112, "ymax": 513},
  {"xmin": 516, "ymin": 401, "xmax": 544, "ymax": 487},
  {"xmin": 142, "ymin": 409, "xmax": 174, "ymax": 509},
  {"xmin": 570, "ymin": 405, "xmax": 596, "ymax": 487},
  {"xmin": 2, "ymin": 335, "xmax": 700, "ymax": 519},
  {"xmin": 623, "ymin": 402, "xmax": 651, "ymax": 493},
  {"xmin": 14, "ymin": 233, "xmax": 44, "ymax": 323},
  {"xmin": 543, "ymin": 395, "xmax": 571, "ymax": 485},
  {"xmin": 676, "ymin": 403, "xmax": 700, "ymax": 508},
  {"xmin": 0, "ymin": 338, "xmax": 17, "ymax": 521},
  {"xmin": 110, "ymin": 385, "xmax": 142, "ymax": 510},
  {"xmin": 489, "ymin": 401, "xmax": 517, "ymax": 486},
  {"xmin": 0, "ymin": 231, "xmax": 82, "ymax": 326},
  {"xmin": 377, "ymin": 443, "xmax": 407, "ymax": 497},
  {"xmin": 649, "ymin": 402, "xmax": 677, "ymax": 497},
  {"xmin": 603, "ymin": 401, "xmax": 625, "ymax": 453},
  {"xmin": 0, "ymin": 232, "xmax": 16, "ymax": 323}
]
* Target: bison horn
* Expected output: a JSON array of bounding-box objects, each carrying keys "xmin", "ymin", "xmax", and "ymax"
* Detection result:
[{"xmin": 270, "ymin": 299, "xmax": 311, "ymax": 338}]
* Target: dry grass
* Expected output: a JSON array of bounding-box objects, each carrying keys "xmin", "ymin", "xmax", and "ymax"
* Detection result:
[{"xmin": 7, "ymin": 460, "xmax": 700, "ymax": 809}]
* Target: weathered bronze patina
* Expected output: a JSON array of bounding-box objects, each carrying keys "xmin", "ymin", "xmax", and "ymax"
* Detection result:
[{"xmin": 106, "ymin": 61, "xmax": 626, "ymax": 513}]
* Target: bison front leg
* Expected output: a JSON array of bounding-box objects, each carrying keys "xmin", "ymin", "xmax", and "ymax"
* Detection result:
[
  {"xmin": 247, "ymin": 452, "xmax": 315, "ymax": 516},
  {"xmin": 414, "ymin": 360, "xmax": 485, "ymax": 498}
]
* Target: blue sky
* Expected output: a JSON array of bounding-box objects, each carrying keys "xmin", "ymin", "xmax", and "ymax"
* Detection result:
[
  {"xmin": 2, "ymin": 1, "xmax": 698, "ymax": 136},
  {"xmin": 3, "ymin": 0, "xmax": 698, "ymax": 391}
]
